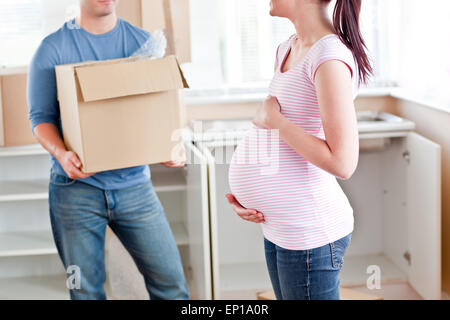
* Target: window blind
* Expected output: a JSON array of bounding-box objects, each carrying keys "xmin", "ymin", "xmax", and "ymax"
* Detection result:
[
  {"xmin": 220, "ymin": 0, "xmax": 394, "ymax": 88},
  {"xmin": 0, "ymin": 0, "xmax": 42, "ymax": 67},
  {"xmin": 0, "ymin": 0, "xmax": 78, "ymax": 68}
]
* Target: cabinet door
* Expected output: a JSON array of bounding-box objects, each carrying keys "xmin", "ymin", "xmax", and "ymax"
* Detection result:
[
  {"xmin": 197, "ymin": 143, "xmax": 221, "ymax": 300},
  {"xmin": 407, "ymin": 132, "xmax": 441, "ymax": 300},
  {"xmin": 185, "ymin": 142, "xmax": 212, "ymax": 299}
]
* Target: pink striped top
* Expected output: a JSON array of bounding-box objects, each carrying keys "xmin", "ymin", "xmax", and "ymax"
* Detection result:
[{"xmin": 228, "ymin": 34, "xmax": 358, "ymax": 250}]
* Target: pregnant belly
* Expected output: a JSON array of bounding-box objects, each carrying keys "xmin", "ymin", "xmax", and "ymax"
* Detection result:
[{"xmin": 228, "ymin": 128, "xmax": 313, "ymax": 215}]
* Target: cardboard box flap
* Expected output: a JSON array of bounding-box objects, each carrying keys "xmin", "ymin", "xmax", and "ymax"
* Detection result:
[{"xmin": 75, "ymin": 55, "xmax": 188, "ymax": 102}]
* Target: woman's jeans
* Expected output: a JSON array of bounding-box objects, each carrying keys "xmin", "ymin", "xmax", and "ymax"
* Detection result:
[
  {"xmin": 49, "ymin": 170, "xmax": 189, "ymax": 300},
  {"xmin": 264, "ymin": 233, "xmax": 352, "ymax": 300}
]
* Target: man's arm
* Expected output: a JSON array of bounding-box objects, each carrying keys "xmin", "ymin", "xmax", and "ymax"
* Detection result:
[
  {"xmin": 27, "ymin": 40, "xmax": 94, "ymax": 179},
  {"xmin": 33, "ymin": 123, "xmax": 94, "ymax": 179}
]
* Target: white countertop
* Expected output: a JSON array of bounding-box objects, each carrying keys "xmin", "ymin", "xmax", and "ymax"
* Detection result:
[{"xmin": 184, "ymin": 87, "xmax": 394, "ymax": 106}]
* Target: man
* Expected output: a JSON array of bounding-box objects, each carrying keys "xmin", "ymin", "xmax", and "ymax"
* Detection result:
[{"xmin": 27, "ymin": 0, "xmax": 189, "ymax": 300}]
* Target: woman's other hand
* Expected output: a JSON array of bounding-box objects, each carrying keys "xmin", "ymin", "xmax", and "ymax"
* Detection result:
[{"xmin": 225, "ymin": 194, "xmax": 265, "ymax": 223}]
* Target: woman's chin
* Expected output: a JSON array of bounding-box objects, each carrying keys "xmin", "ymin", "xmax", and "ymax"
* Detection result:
[
  {"xmin": 269, "ymin": 9, "xmax": 276, "ymax": 17},
  {"xmin": 269, "ymin": 8, "xmax": 283, "ymax": 18}
]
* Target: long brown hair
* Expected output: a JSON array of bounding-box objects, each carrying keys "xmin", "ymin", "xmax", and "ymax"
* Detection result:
[{"xmin": 325, "ymin": 0, "xmax": 373, "ymax": 84}]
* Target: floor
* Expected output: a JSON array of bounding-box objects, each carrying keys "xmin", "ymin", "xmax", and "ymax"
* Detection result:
[
  {"xmin": 347, "ymin": 283, "xmax": 450, "ymax": 300},
  {"xmin": 345, "ymin": 283, "xmax": 422, "ymax": 300},
  {"xmin": 220, "ymin": 284, "xmax": 450, "ymax": 300}
]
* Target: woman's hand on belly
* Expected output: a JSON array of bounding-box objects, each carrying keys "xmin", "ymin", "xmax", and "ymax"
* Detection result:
[
  {"xmin": 252, "ymin": 96, "xmax": 285, "ymax": 129},
  {"xmin": 225, "ymin": 194, "xmax": 265, "ymax": 224}
]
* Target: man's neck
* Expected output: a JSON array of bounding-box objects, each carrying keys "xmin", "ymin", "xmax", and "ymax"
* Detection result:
[{"xmin": 76, "ymin": 12, "xmax": 118, "ymax": 35}]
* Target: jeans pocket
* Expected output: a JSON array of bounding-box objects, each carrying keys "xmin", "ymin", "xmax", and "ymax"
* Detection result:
[
  {"xmin": 50, "ymin": 171, "xmax": 77, "ymax": 187},
  {"xmin": 330, "ymin": 233, "xmax": 352, "ymax": 270}
]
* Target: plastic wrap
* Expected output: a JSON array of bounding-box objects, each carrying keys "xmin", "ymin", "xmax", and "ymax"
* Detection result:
[{"xmin": 131, "ymin": 29, "xmax": 167, "ymax": 59}]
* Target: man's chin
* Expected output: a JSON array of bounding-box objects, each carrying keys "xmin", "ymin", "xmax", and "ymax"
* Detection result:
[{"xmin": 96, "ymin": 9, "xmax": 115, "ymax": 17}]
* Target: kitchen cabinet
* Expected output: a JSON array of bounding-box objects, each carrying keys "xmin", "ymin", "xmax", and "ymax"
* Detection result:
[
  {"xmin": 191, "ymin": 114, "xmax": 441, "ymax": 300},
  {"xmin": 197, "ymin": 142, "xmax": 271, "ymax": 299},
  {"xmin": 0, "ymin": 144, "xmax": 67, "ymax": 299},
  {"xmin": 0, "ymin": 141, "xmax": 213, "ymax": 300},
  {"xmin": 339, "ymin": 131, "xmax": 441, "ymax": 300}
]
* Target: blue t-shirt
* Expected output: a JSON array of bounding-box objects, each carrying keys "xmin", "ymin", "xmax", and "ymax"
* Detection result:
[{"xmin": 28, "ymin": 18, "xmax": 155, "ymax": 190}]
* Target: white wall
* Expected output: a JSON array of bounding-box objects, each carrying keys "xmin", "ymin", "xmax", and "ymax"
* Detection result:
[{"xmin": 397, "ymin": 0, "xmax": 450, "ymax": 110}]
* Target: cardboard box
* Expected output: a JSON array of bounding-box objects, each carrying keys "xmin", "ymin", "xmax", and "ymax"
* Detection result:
[
  {"xmin": 116, "ymin": 0, "xmax": 166, "ymax": 32},
  {"xmin": 163, "ymin": 0, "xmax": 192, "ymax": 63},
  {"xmin": 116, "ymin": 0, "xmax": 191, "ymax": 63},
  {"xmin": 0, "ymin": 68, "xmax": 37, "ymax": 147},
  {"xmin": 55, "ymin": 55, "xmax": 188, "ymax": 173},
  {"xmin": 256, "ymin": 288, "xmax": 383, "ymax": 300}
]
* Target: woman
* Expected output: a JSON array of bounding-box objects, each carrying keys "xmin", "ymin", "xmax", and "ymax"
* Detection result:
[{"xmin": 226, "ymin": 0, "xmax": 372, "ymax": 300}]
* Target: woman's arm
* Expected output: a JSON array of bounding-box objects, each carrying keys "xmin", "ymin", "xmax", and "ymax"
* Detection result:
[{"xmin": 253, "ymin": 60, "xmax": 359, "ymax": 180}]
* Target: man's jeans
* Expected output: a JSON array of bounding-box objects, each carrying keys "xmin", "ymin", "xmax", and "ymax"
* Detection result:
[
  {"xmin": 48, "ymin": 170, "xmax": 189, "ymax": 300},
  {"xmin": 264, "ymin": 233, "xmax": 352, "ymax": 300}
]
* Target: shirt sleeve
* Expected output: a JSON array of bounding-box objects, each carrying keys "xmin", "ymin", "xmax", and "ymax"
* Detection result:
[
  {"xmin": 308, "ymin": 38, "xmax": 358, "ymax": 87},
  {"xmin": 27, "ymin": 39, "xmax": 61, "ymax": 133}
]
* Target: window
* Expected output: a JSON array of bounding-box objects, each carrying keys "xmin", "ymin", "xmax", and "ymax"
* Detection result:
[
  {"xmin": 0, "ymin": 0, "xmax": 42, "ymax": 67},
  {"xmin": 359, "ymin": 0, "xmax": 401, "ymax": 87},
  {"xmin": 185, "ymin": 0, "xmax": 399, "ymax": 92},
  {"xmin": 0, "ymin": 0, "xmax": 395, "ymax": 89},
  {"xmin": 220, "ymin": 0, "xmax": 294, "ymax": 86},
  {"xmin": 0, "ymin": 0, "xmax": 78, "ymax": 68},
  {"xmin": 3, "ymin": 0, "xmax": 447, "ymax": 110}
]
